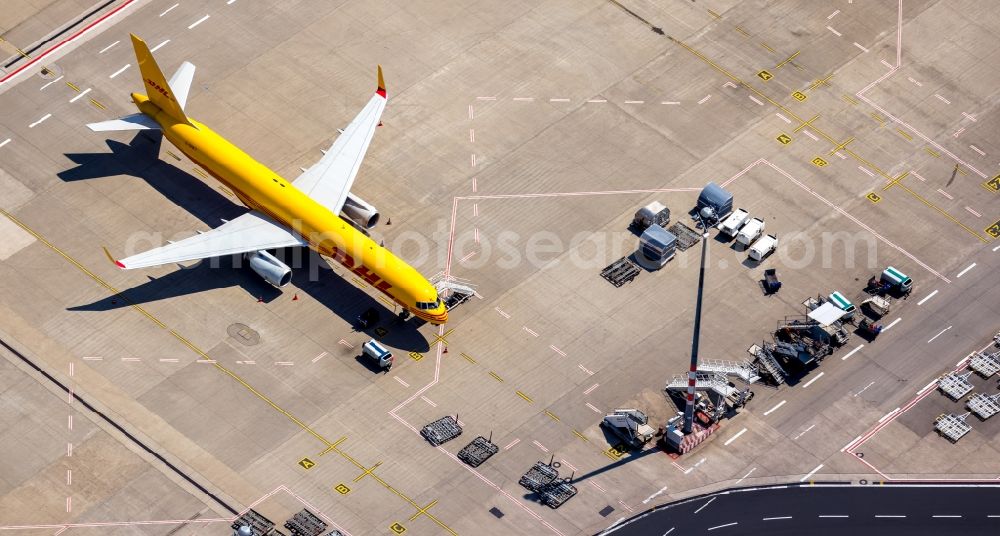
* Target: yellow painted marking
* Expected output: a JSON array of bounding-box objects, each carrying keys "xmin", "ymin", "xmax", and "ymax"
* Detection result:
[
  {"xmin": 192, "ymin": 167, "xmax": 208, "ymax": 178},
  {"xmin": 925, "ymin": 147, "xmax": 941, "ymax": 158},
  {"xmin": 866, "ymin": 192, "xmax": 882, "ymax": 204},
  {"xmin": 707, "ymin": 8, "xmax": 721, "ymax": 19},
  {"xmin": 374, "ymin": 326, "xmax": 388, "ymax": 337},
  {"xmin": 298, "ymin": 457, "xmax": 316, "ymax": 470},
  {"xmin": 605, "ymin": 444, "xmax": 627, "ymax": 460},
  {"xmin": 460, "ymin": 352, "xmax": 476, "ymax": 364},
  {"xmin": 408, "ymin": 351, "xmax": 423, "ymax": 361},
  {"xmin": 489, "ymin": 371, "xmax": 503, "ymax": 382},
  {"xmin": 89, "ymin": 99, "xmax": 107, "ymax": 110},
  {"xmin": 378, "ymin": 295, "xmax": 395, "ymax": 307},
  {"xmin": 807, "ymin": 73, "xmax": 834, "ymax": 90},
  {"xmin": 983, "ymin": 175, "xmax": 1000, "ymax": 192},
  {"xmin": 352, "ymin": 276, "xmax": 368, "ymax": 287},
  {"xmin": 882, "ymin": 171, "xmax": 909, "ymax": 191},
  {"xmin": 735, "ymin": 26, "xmax": 750, "ymax": 37},
  {"xmin": 793, "ymin": 114, "xmax": 820, "ymax": 133},
  {"xmin": 791, "ymin": 90, "xmax": 807, "ymax": 101},
  {"xmin": 335, "ymin": 483, "xmax": 351, "ymax": 495},
  {"xmin": 430, "ymin": 328, "xmax": 455, "ymax": 346},
  {"xmin": 515, "ymin": 390, "xmax": 533, "ymax": 403},
  {"xmin": 757, "ymin": 70, "xmax": 773, "ymax": 81},
  {"xmin": 573, "ymin": 429, "xmax": 589, "ymax": 442},
  {"xmin": 870, "ymin": 112, "xmax": 885, "ymax": 125},
  {"xmin": 0, "ymin": 211, "xmax": 460, "ymax": 535},
  {"xmin": 776, "ymin": 133, "xmax": 792, "ymax": 145},
  {"xmin": 893, "ymin": 182, "xmax": 987, "ymax": 242},
  {"xmin": 165, "ymin": 150, "xmax": 181, "ymax": 161},
  {"xmin": 636, "ymin": 38, "xmax": 987, "ymax": 243},
  {"xmin": 352, "ymin": 460, "xmax": 383, "ymax": 482},
  {"xmin": 828, "ymin": 136, "xmax": 855, "ymax": 154},
  {"xmin": 389, "ymin": 522, "xmax": 406, "ymax": 535},
  {"xmin": 841, "ymin": 94, "xmax": 859, "ymax": 105},
  {"xmin": 408, "ymin": 499, "xmax": 439, "ymax": 522},
  {"xmin": 66, "ymin": 81, "xmax": 80, "ymax": 92},
  {"xmin": 544, "ymin": 410, "xmax": 560, "ymax": 422},
  {"xmin": 896, "ymin": 129, "xmax": 912, "ymax": 141},
  {"xmin": 955, "ymin": 164, "xmax": 967, "ymax": 176},
  {"xmin": 775, "ymin": 51, "xmax": 799, "ymax": 69},
  {"xmin": 760, "ymin": 42, "xmax": 776, "ymax": 53},
  {"xmin": 985, "ymin": 219, "xmax": 1000, "ymax": 239},
  {"xmin": 812, "ymin": 157, "xmax": 828, "ymax": 167},
  {"xmin": 319, "ymin": 436, "xmax": 347, "ymax": 456}
]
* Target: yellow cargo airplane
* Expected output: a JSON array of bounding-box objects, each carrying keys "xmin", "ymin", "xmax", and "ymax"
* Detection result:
[{"xmin": 89, "ymin": 34, "xmax": 447, "ymax": 324}]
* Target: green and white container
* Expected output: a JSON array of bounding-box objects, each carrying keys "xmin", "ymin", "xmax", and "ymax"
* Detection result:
[
  {"xmin": 828, "ymin": 291, "xmax": 856, "ymax": 317},
  {"xmin": 881, "ymin": 266, "xmax": 912, "ymax": 293}
]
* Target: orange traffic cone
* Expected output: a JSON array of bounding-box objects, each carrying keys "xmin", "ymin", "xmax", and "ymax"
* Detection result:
[
  {"xmin": 443, "ymin": 346, "xmax": 449, "ymax": 354},
  {"xmin": 377, "ymin": 121, "xmax": 383, "ymax": 127},
  {"xmin": 257, "ymin": 296, "xmax": 263, "ymax": 303},
  {"xmin": 292, "ymin": 293, "xmax": 299, "ymax": 301}
]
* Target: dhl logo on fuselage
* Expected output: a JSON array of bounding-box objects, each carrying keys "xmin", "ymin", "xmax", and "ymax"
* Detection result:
[
  {"xmin": 329, "ymin": 246, "xmax": 392, "ymax": 292},
  {"xmin": 145, "ymin": 78, "xmax": 173, "ymax": 100}
]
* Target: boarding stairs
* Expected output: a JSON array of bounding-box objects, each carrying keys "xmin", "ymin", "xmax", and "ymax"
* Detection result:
[
  {"xmin": 698, "ymin": 358, "xmax": 761, "ymax": 385},
  {"xmin": 666, "ymin": 371, "xmax": 737, "ymax": 399},
  {"xmin": 748, "ymin": 344, "xmax": 787, "ymax": 386}
]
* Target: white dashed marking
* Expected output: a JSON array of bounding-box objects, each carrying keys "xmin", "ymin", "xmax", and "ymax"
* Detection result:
[
  {"xmin": 188, "ymin": 15, "xmax": 210, "ymax": 29},
  {"xmin": 69, "ymin": 88, "xmax": 91, "ymax": 102},
  {"xmin": 109, "ymin": 64, "xmax": 130, "ymax": 78}
]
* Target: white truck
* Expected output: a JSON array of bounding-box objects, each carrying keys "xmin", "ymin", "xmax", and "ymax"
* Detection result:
[
  {"xmin": 362, "ymin": 339, "xmax": 394, "ymax": 370},
  {"xmin": 748, "ymin": 233, "xmax": 778, "ymax": 261},
  {"xmin": 717, "ymin": 208, "xmax": 750, "ymax": 238},
  {"xmin": 736, "ymin": 217, "xmax": 765, "ymax": 246},
  {"xmin": 601, "ymin": 409, "xmax": 656, "ymax": 449}
]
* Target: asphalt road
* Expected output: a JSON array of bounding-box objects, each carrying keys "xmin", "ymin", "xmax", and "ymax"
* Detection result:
[{"xmin": 603, "ymin": 484, "xmax": 1000, "ymax": 536}]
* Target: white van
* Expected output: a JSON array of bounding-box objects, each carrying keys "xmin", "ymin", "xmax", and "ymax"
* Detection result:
[
  {"xmin": 748, "ymin": 233, "xmax": 778, "ymax": 261},
  {"xmin": 717, "ymin": 208, "xmax": 750, "ymax": 238},
  {"xmin": 362, "ymin": 339, "xmax": 394, "ymax": 370},
  {"xmin": 736, "ymin": 218, "xmax": 765, "ymax": 246}
]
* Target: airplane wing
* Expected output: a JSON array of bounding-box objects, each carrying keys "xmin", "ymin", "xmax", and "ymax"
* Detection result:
[
  {"xmin": 293, "ymin": 66, "xmax": 386, "ymax": 214},
  {"xmin": 108, "ymin": 210, "xmax": 306, "ymax": 269}
]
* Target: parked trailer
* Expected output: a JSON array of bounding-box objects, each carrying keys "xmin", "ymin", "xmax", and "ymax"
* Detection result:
[
  {"xmin": 736, "ymin": 218, "xmax": 765, "ymax": 246},
  {"xmin": 717, "ymin": 208, "xmax": 749, "ymax": 238},
  {"xmin": 748, "ymin": 233, "xmax": 778, "ymax": 261}
]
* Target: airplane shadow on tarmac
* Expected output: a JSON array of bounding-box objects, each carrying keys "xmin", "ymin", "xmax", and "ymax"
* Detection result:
[{"xmin": 61, "ymin": 133, "xmax": 431, "ymax": 353}]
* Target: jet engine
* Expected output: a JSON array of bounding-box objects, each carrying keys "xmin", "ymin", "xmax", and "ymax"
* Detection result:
[
  {"xmin": 341, "ymin": 193, "xmax": 380, "ymax": 229},
  {"xmin": 245, "ymin": 250, "xmax": 292, "ymax": 287}
]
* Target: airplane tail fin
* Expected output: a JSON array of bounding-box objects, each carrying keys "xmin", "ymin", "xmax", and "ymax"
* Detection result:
[{"xmin": 130, "ymin": 33, "xmax": 189, "ymax": 124}]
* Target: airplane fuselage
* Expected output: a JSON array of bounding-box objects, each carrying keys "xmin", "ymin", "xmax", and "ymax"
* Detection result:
[{"xmin": 134, "ymin": 94, "xmax": 447, "ymax": 324}]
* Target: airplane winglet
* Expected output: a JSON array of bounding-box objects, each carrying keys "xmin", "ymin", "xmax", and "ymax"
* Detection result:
[
  {"xmin": 376, "ymin": 65, "xmax": 386, "ymax": 98},
  {"xmin": 102, "ymin": 246, "xmax": 126, "ymax": 269}
]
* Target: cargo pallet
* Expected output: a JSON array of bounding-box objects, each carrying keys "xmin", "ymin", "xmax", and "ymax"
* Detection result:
[
  {"xmin": 421, "ymin": 416, "xmax": 463, "ymax": 446},
  {"xmin": 457, "ymin": 436, "xmax": 499, "ymax": 468}
]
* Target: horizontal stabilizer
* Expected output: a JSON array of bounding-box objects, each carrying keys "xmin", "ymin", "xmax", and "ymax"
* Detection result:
[{"xmin": 87, "ymin": 113, "xmax": 161, "ymax": 132}]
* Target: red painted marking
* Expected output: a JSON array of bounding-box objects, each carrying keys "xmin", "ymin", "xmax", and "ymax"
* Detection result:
[
  {"xmin": 0, "ymin": 0, "xmax": 139, "ymax": 85},
  {"xmin": 114, "ymin": 260, "xmax": 125, "ymax": 269},
  {"xmin": 376, "ymin": 88, "xmax": 386, "ymax": 98}
]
